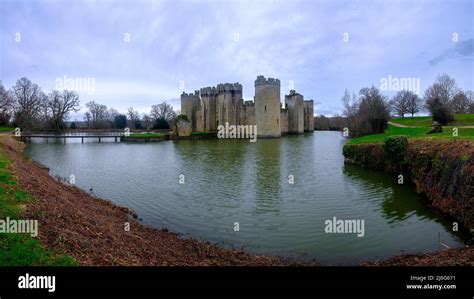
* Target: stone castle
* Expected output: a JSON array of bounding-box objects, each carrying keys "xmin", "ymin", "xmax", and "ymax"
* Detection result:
[{"xmin": 180, "ymin": 75, "xmax": 314, "ymax": 138}]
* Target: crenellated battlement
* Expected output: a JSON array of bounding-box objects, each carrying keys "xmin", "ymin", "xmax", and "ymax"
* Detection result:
[
  {"xmin": 200, "ymin": 86, "xmax": 218, "ymax": 95},
  {"xmin": 216, "ymin": 82, "xmax": 242, "ymax": 93},
  {"xmin": 200, "ymin": 83, "xmax": 242, "ymax": 95},
  {"xmin": 181, "ymin": 90, "xmax": 200, "ymax": 98},
  {"xmin": 286, "ymin": 90, "xmax": 303, "ymax": 97},
  {"xmin": 255, "ymin": 75, "xmax": 280, "ymax": 87}
]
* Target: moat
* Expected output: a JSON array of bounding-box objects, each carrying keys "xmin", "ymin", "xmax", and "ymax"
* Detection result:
[{"xmin": 25, "ymin": 131, "xmax": 465, "ymax": 265}]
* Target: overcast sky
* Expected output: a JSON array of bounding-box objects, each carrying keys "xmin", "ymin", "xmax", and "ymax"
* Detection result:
[{"xmin": 1, "ymin": 0, "xmax": 473, "ymax": 120}]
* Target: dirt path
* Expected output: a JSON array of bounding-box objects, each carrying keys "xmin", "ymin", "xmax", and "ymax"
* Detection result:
[
  {"xmin": 387, "ymin": 121, "xmax": 415, "ymax": 128},
  {"xmin": 389, "ymin": 121, "xmax": 474, "ymax": 129}
]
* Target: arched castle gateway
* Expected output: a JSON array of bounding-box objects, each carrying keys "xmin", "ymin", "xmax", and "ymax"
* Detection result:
[{"xmin": 180, "ymin": 75, "xmax": 314, "ymax": 138}]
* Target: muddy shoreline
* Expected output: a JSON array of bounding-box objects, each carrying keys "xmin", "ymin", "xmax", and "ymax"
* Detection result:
[{"xmin": 0, "ymin": 136, "xmax": 472, "ymax": 266}]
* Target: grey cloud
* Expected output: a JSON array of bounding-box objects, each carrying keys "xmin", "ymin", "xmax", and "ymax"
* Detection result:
[{"xmin": 429, "ymin": 38, "xmax": 474, "ymax": 66}]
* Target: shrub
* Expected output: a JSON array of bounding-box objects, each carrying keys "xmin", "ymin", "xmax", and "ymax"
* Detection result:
[
  {"xmin": 114, "ymin": 115, "xmax": 128, "ymax": 129},
  {"xmin": 153, "ymin": 117, "xmax": 170, "ymax": 129},
  {"xmin": 383, "ymin": 136, "xmax": 409, "ymax": 172},
  {"xmin": 175, "ymin": 114, "xmax": 189, "ymax": 122},
  {"xmin": 427, "ymin": 123, "xmax": 443, "ymax": 134},
  {"xmin": 426, "ymin": 97, "xmax": 454, "ymax": 125}
]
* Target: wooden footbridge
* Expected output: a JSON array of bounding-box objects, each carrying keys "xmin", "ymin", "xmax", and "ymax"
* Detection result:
[{"xmin": 19, "ymin": 133, "xmax": 123, "ymax": 143}]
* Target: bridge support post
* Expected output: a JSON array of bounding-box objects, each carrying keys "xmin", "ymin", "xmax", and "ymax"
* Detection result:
[
  {"xmin": 115, "ymin": 136, "xmax": 117, "ymax": 142},
  {"xmin": 99, "ymin": 137, "xmax": 101, "ymax": 143},
  {"xmin": 82, "ymin": 137, "xmax": 84, "ymax": 143}
]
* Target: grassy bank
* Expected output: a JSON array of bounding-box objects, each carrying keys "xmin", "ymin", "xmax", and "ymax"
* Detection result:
[
  {"xmin": 343, "ymin": 137, "xmax": 474, "ymax": 228},
  {"xmin": 129, "ymin": 132, "xmax": 164, "ymax": 138},
  {"xmin": 390, "ymin": 113, "xmax": 474, "ymax": 127},
  {"xmin": 0, "ymin": 145, "xmax": 76, "ymax": 265},
  {"xmin": 347, "ymin": 125, "xmax": 474, "ymax": 145}
]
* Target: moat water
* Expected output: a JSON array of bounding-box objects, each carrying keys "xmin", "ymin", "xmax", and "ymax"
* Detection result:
[{"xmin": 25, "ymin": 131, "xmax": 466, "ymax": 265}]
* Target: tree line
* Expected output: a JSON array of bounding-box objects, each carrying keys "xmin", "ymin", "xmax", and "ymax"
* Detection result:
[
  {"xmin": 0, "ymin": 77, "xmax": 178, "ymax": 131},
  {"xmin": 337, "ymin": 73, "xmax": 473, "ymax": 138}
]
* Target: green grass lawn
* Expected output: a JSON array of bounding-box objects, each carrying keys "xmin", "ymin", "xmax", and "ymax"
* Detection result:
[
  {"xmin": 129, "ymin": 132, "xmax": 164, "ymax": 138},
  {"xmin": 391, "ymin": 114, "xmax": 474, "ymax": 127},
  {"xmin": 0, "ymin": 150, "xmax": 76, "ymax": 265},
  {"xmin": 347, "ymin": 125, "xmax": 474, "ymax": 145},
  {"xmin": 0, "ymin": 127, "xmax": 14, "ymax": 132},
  {"xmin": 451, "ymin": 114, "xmax": 474, "ymax": 126}
]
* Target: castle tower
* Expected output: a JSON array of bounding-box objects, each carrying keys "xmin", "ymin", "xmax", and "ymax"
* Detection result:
[
  {"xmin": 304, "ymin": 100, "xmax": 314, "ymax": 132},
  {"xmin": 181, "ymin": 90, "xmax": 201, "ymax": 132},
  {"xmin": 216, "ymin": 83, "xmax": 242, "ymax": 128},
  {"xmin": 200, "ymin": 87, "xmax": 218, "ymax": 132},
  {"xmin": 285, "ymin": 90, "xmax": 304, "ymax": 134},
  {"xmin": 254, "ymin": 75, "xmax": 281, "ymax": 138}
]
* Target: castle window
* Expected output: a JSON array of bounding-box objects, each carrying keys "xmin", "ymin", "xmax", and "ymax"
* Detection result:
[
  {"xmin": 265, "ymin": 105, "xmax": 266, "ymax": 112},
  {"xmin": 277, "ymin": 118, "xmax": 279, "ymax": 125}
]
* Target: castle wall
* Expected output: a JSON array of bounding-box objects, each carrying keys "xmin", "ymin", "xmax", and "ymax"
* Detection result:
[
  {"xmin": 181, "ymin": 91, "xmax": 201, "ymax": 132},
  {"xmin": 285, "ymin": 90, "xmax": 304, "ymax": 134},
  {"xmin": 175, "ymin": 118, "xmax": 192, "ymax": 137},
  {"xmin": 200, "ymin": 87, "xmax": 218, "ymax": 132},
  {"xmin": 214, "ymin": 83, "xmax": 242, "ymax": 128},
  {"xmin": 243, "ymin": 102, "xmax": 256, "ymax": 126},
  {"xmin": 280, "ymin": 108, "xmax": 288, "ymax": 134},
  {"xmin": 254, "ymin": 76, "xmax": 281, "ymax": 138},
  {"xmin": 195, "ymin": 107, "xmax": 204, "ymax": 132},
  {"xmin": 304, "ymin": 100, "xmax": 314, "ymax": 132}
]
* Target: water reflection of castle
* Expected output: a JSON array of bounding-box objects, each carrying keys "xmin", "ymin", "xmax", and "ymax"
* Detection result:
[{"xmin": 181, "ymin": 75, "xmax": 314, "ymax": 138}]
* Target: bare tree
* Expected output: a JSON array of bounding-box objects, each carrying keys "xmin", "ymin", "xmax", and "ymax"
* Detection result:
[
  {"xmin": 85, "ymin": 101, "xmax": 108, "ymax": 128},
  {"xmin": 407, "ymin": 94, "xmax": 422, "ymax": 117},
  {"xmin": 342, "ymin": 89, "xmax": 358, "ymax": 118},
  {"xmin": 84, "ymin": 112, "xmax": 92, "ymax": 128},
  {"xmin": 424, "ymin": 73, "xmax": 458, "ymax": 111},
  {"xmin": 389, "ymin": 90, "xmax": 411, "ymax": 117},
  {"xmin": 127, "ymin": 107, "xmax": 139, "ymax": 129},
  {"xmin": 424, "ymin": 74, "xmax": 458, "ymax": 123},
  {"xmin": 106, "ymin": 107, "xmax": 119, "ymax": 122},
  {"xmin": 47, "ymin": 90, "xmax": 80, "ymax": 131},
  {"xmin": 404, "ymin": 91, "xmax": 422, "ymax": 117},
  {"xmin": 150, "ymin": 102, "xmax": 177, "ymax": 121},
  {"xmin": 344, "ymin": 86, "xmax": 390, "ymax": 138},
  {"xmin": 0, "ymin": 83, "xmax": 14, "ymax": 125},
  {"xmin": 451, "ymin": 91, "xmax": 470, "ymax": 114},
  {"xmin": 466, "ymin": 90, "xmax": 474, "ymax": 113},
  {"xmin": 141, "ymin": 113, "xmax": 152, "ymax": 130},
  {"xmin": 11, "ymin": 78, "xmax": 44, "ymax": 130}
]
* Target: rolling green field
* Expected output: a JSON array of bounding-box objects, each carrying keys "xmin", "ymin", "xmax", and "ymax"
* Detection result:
[
  {"xmin": 0, "ymin": 147, "xmax": 76, "ymax": 265},
  {"xmin": 347, "ymin": 125, "xmax": 474, "ymax": 145},
  {"xmin": 391, "ymin": 114, "xmax": 474, "ymax": 127}
]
